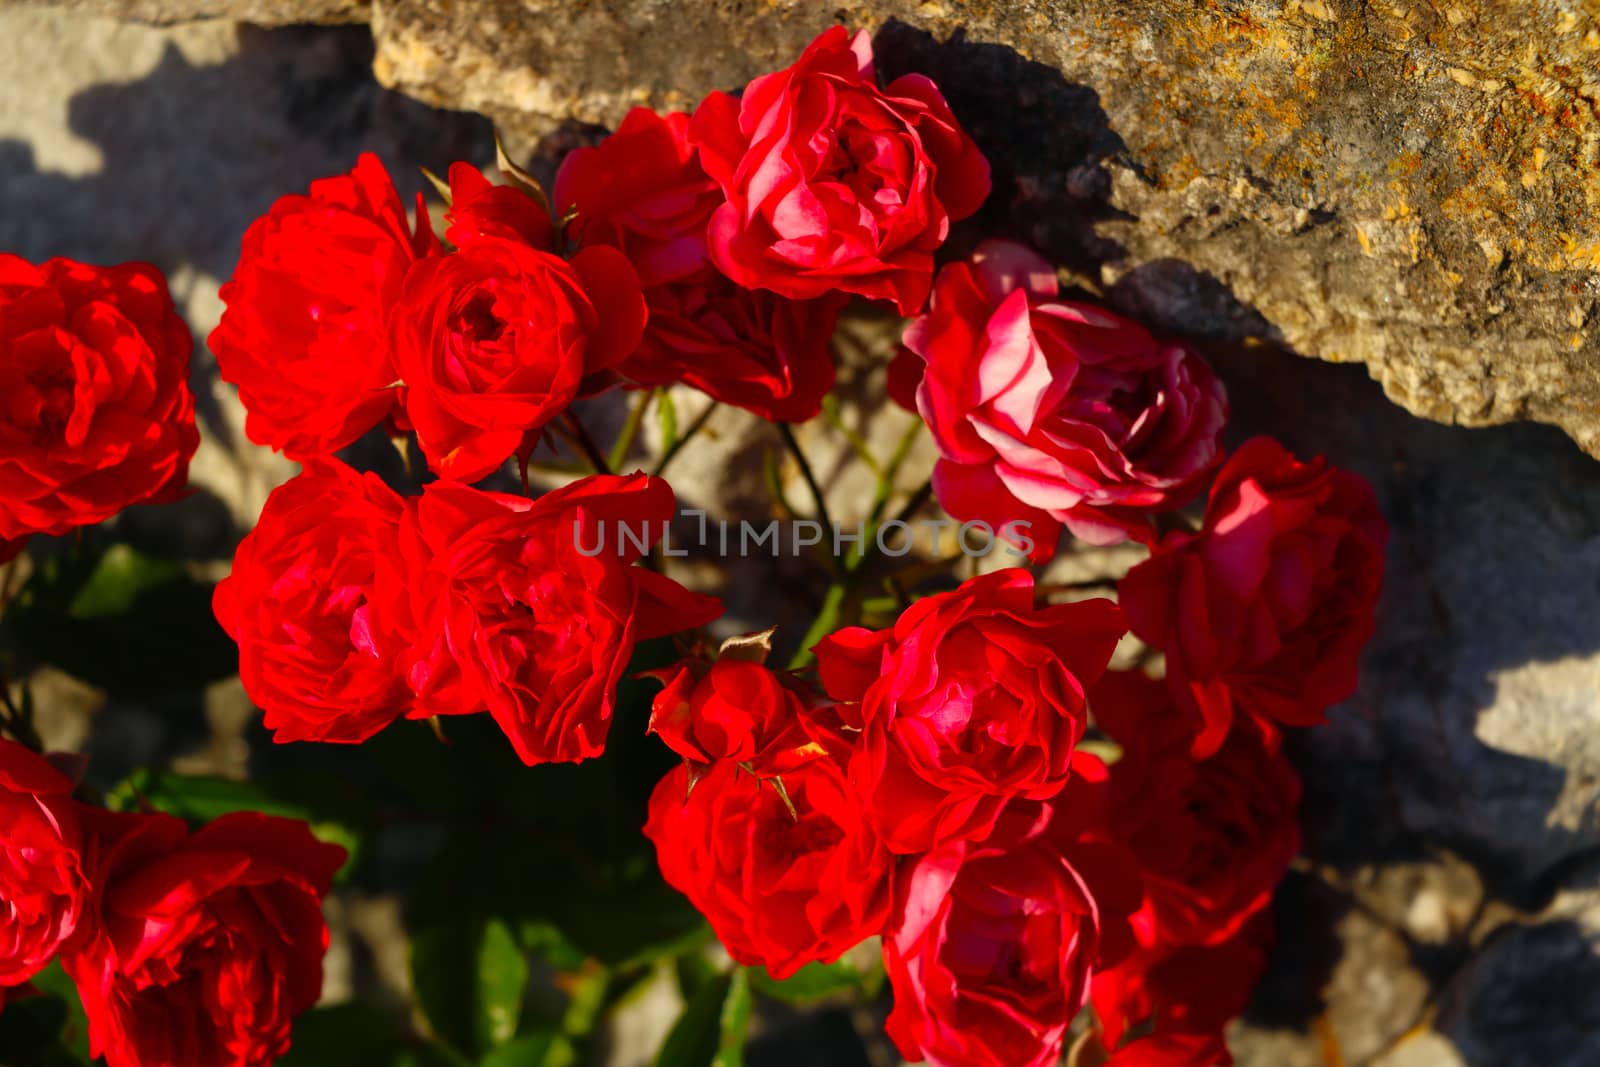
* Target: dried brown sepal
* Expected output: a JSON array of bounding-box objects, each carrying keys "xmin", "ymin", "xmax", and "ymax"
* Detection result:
[
  {"xmin": 494, "ymin": 129, "xmax": 551, "ymax": 215},
  {"xmin": 717, "ymin": 627, "xmax": 778, "ymax": 665},
  {"xmin": 419, "ymin": 166, "xmax": 452, "ymax": 205}
]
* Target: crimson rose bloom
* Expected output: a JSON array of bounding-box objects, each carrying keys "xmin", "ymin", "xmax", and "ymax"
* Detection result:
[
  {"xmin": 1119, "ymin": 436, "xmax": 1389, "ymax": 756},
  {"xmin": 390, "ymin": 474, "xmax": 721, "ymax": 765},
  {"xmin": 883, "ymin": 760, "xmax": 1133, "ymax": 1067},
  {"xmin": 390, "ymin": 238, "xmax": 645, "ymax": 482},
  {"xmin": 690, "ymin": 27, "xmax": 990, "ymax": 314},
  {"xmin": 0, "ymin": 739, "xmax": 87, "ymax": 989},
  {"xmin": 0, "ymin": 256, "xmax": 197, "ymax": 541},
  {"xmin": 444, "ymin": 163, "xmax": 556, "ymax": 251},
  {"xmin": 555, "ymin": 107, "xmax": 842, "ymax": 421},
  {"xmin": 645, "ymin": 756, "xmax": 892, "ymax": 979},
  {"xmin": 897, "ymin": 240, "xmax": 1227, "ymax": 557},
  {"xmin": 213, "ymin": 459, "xmax": 411, "ymax": 745},
  {"xmin": 815, "ymin": 569, "xmax": 1124, "ymax": 854},
  {"xmin": 1092, "ymin": 909, "xmax": 1273, "ymax": 1063},
  {"xmin": 1093, "ymin": 670, "xmax": 1300, "ymax": 948},
  {"xmin": 647, "ymin": 657, "xmax": 825, "ymax": 778},
  {"xmin": 63, "ymin": 809, "xmax": 345, "ymax": 1067},
  {"xmin": 211, "ymin": 154, "xmax": 436, "ymax": 457}
]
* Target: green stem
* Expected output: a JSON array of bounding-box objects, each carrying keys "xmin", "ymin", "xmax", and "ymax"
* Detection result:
[
  {"xmin": 653, "ymin": 401, "xmax": 720, "ymax": 479},
  {"xmin": 776, "ymin": 422, "xmax": 834, "ymax": 535},
  {"xmin": 821, "ymin": 394, "xmax": 881, "ymax": 477},
  {"xmin": 787, "ymin": 582, "xmax": 850, "ymax": 670},
  {"xmin": 608, "ymin": 388, "xmax": 655, "ymax": 472}
]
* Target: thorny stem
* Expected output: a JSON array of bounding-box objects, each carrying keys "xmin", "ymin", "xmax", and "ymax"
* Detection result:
[
  {"xmin": 0, "ymin": 662, "xmax": 43, "ymax": 754},
  {"xmin": 559, "ymin": 413, "xmax": 613, "ymax": 476},
  {"xmin": 777, "ymin": 422, "xmax": 834, "ymax": 536}
]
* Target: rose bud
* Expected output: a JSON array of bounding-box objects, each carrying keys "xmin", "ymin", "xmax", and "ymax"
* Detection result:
[
  {"xmin": 645, "ymin": 756, "xmax": 892, "ymax": 980},
  {"xmin": 210, "ymin": 154, "xmax": 436, "ymax": 457},
  {"xmin": 897, "ymin": 240, "xmax": 1229, "ymax": 559},
  {"xmin": 689, "ymin": 27, "xmax": 990, "ymax": 314},
  {"xmin": 814, "ymin": 568, "xmax": 1124, "ymax": 854},
  {"xmin": 1118, "ymin": 436, "xmax": 1389, "ymax": 756},
  {"xmin": 444, "ymin": 162, "xmax": 556, "ymax": 251},
  {"xmin": 0, "ymin": 255, "xmax": 198, "ymax": 541},
  {"xmin": 646, "ymin": 634, "xmax": 827, "ymax": 781}
]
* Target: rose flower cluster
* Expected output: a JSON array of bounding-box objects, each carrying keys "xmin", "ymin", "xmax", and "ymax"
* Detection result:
[{"xmin": 2, "ymin": 22, "xmax": 1391, "ymax": 1067}]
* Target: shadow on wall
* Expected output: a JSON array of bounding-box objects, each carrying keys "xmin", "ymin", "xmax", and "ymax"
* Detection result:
[{"xmin": 869, "ymin": 17, "xmax": 1600, "ymax": 1067}]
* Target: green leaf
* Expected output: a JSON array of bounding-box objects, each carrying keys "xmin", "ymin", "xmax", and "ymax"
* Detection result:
[
  {"xmin": 65, "ymin": 544, "xmax": 183, "ymax": 618},
  {"xmin": 0, "ymin": 966, "xmax": 90, "ymax": 1067},
  {"xmin": 714, "ymin": 968, "xmax": 752, "ymax": 1067},
  {"xmin": 411, "ymin": 916, "xmax": 529, "ymax": 1059},
  {"xmin": 478, "ymin": 1028, "xmax": 574, "ymax": 1067},
  {"xmin": 103, "ymin": 768, "xmax": 369, "ymax": 881},
  {"xmin": 652, "ymin": 973, "xmax": 729, "ymax": 1067},
  {"xmin": 8, "ymin": 539, "xmax": 235, "ymax": 698},
  {"xmin": 748, "ymin": 960, "xmax": 865, "ymax": 1004}
]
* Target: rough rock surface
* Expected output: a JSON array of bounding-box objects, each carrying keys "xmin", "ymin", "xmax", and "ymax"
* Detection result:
[{"xmin": 60, "ymin": 0, "xmax": 1594, "ymax": 462}]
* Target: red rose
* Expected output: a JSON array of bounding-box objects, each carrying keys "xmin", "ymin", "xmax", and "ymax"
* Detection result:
[
  {"xmin": 63, "ymin": 809, "xmax": 345, "ymax": 1067},
  {"xmin": 0, "ymin": 256, "xmax": 197, "ymax": 541},
  {"xmin": 645, "ymin": 756, "xmax": 892, "ymax": 979},
  {"xmin": 211, "ymin": 154, "xmax": 436, "ymax": 458},
  {"xmin": 647, "ymin": 655, "xmax": 826, "ymax": 778},
  {"xmin": 1093, "ymin": 670, "xmax": 1300, "ymax": 948},
  {"xmin": 556, "ymin": 107, "xmax": 842, "ymax": 421},
  {"xmin": 555, "ymin": 109, "xmax": 721, "ymax": 290},
  {"xmin": 883, "ymin": 763, "xmax": 1127, "ymax": 1067},
  {"xmin": 1118, "ymin": 436, "xmax": 1389, "ymax": 756},
  {"xmin": 213, "ymin": 458, "xmax": 411, "ymax": 745},
  {"xmin": 690, "ymin": 27, "xmax": 990, "ymax": 314},
  {"xmin": 0, "ymin": 535, "xmax": 25, "ymax": 565},
  {"xmin": 0, "ymin": 739, "xmax": 87, "ymax": 988},
  {"xmin": 814, "ymin": 569, "xmax": 1124, "ymax": 853},
  {"xmin": 444, "ymin": 163, "xmax": 556, "ymax": 251},
  {"xmin": 390, "ymin": 473, "xmax": 721, "ymax": 765},
  {"xmin": 897, "ymin": 240, "xmax": 1228, "ymax": 557},
  {"xmin": 1092, "ymin": 909, "xmax": 1273, "ymax": 1062},
  {"xmin": 390, "ymin": 238, "xmax": 645, "ymax": 482}
]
